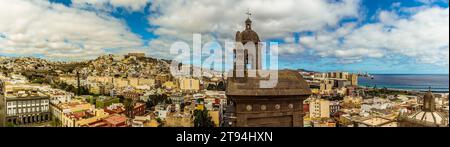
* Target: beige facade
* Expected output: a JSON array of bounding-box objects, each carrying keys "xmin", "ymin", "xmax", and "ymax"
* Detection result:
[
  {"xmin": 52, "ymin": 100, "xmax": 94, "ymax": 124},
  {"xmin": 309, "ymin": 98, "xmax": 330, "ymax": 119},
  {"xmin": 349, "ymin": 74, "xmax": 358, "ymax": 86},
  {"xmin": 165, "ymin": 114, "xmax": 193, "ymax": 127},
  {"xmin": 319, "ymin": 80, "xmax": 333, "ymax": 95},
  {"xmin": 179, "ymin": 78, "xmax": 200, "ymax": 91}
]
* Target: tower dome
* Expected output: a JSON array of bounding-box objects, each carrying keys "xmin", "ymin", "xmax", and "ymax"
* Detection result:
[
  {"xmin": 237, "ymin": 18, "xmax": 260, "ymax": 44},
  {"xmin": 422, "ymin": 88, "xmax": 436, "ymax": 111},
  {"xmin": 399, "ymin": 88, "xmax": 449, "ymax": 127}
]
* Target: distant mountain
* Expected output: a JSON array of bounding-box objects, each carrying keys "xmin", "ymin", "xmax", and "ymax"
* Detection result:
[{"xmin": 296, "ymin": 69, "xmax": 316, "ymax": 73}]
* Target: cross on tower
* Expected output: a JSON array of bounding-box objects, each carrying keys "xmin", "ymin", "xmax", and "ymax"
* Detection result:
[{"xmin": 246, "ymin": 9, "xmax": 252, "ymax": 18}]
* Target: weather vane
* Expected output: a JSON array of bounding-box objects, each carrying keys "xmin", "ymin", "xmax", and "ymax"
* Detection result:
[{"xmin": 246, "ymin": 9, "xmax": 252, "ymax": 19}]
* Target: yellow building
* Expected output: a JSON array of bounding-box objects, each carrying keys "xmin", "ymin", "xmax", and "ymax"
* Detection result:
[
  {"xmin": 51, "ymin": 99, "xmax": 94, "ymax": 122},
  {"xmin": 132, "ymin": 116, "xmax": 161, "ymax": 127},
  {"xmin": 87, "ymin": 76, "xmax": 112, "ymax": 84},
  {"xmin": 208, "ymin": 111, "xmax": 220, "ymax": 127},
  {"xmin": 311, "ymin": 88, "xmax": 320, "ymax": 95},
  {"xmin": 138, "ymin": 78, "xmax": 155, "ymax": 86},
  {"xmin": 163, "ymin": 81, "xmax": 177, "ymax": 89},
  {"xmin": 179, "ymin": 78, "xmax": 200, "ymax": 91},
  {"xmin": 165, "ymin": 114, "xmax": 193, "ymax": 127},
  {"xmin": 85, "ymin": 77, "xmax": 155, "ymax": 89},
  {"xmin": 59, "ymin": 76, "xmax": 77, "ymax": 86},
  {"xmin": 128, "ymin": 78, "xmax": 139, "ymax": 87},
  {"xmin": 319, "ymin": 80, "xmax": 333, "ymax": 95},
  {"xmin": 196, "ymin": 104, "xmax": 204, "ymax": 110},
  {"xmin": 114, "ymin": 78, "xmax": 129, "ymax": 88},
  {"xmin": 89, "ymin": 84, "xmax": 101, "ymax": 95},
  {"xmin": 309, "ymin": 98, "xmax": 331, "ymax": 119},
  {"xmin": 147, "ymin": 119, "xmax": 160, "ymax": 127},
  {"xmin": 61, "ymin": 109, "xmax": 109, "ymax": 127}
]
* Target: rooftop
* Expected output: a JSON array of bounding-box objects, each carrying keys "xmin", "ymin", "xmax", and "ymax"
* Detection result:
[
  {"xmin": 104, "ymin": 114, "xmax": 128, "ymax": 125},
  {"xmin": 3, "ymin": 85, "xmax": 48, "ymax": 99},
  {"xmin": 360, "ymin": 117, "xmax": 393, "ymax": 126},
  {"xmin": 57, "ymin": 100, "xmax": 92, "ymax": 110},
  {"xmin": 226, "ymin": 70, "xmax": 311, "ymax": 97}
]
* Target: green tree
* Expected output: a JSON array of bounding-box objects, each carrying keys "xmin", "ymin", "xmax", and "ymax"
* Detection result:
[
  {"xmin": 146, "ymin": 99, "xmax": 154, "ymax": 110},
  {"xmin": 5, "ymin": 122, "xmax": 16, "ymax": 127},
  {"xmin": 193, "ymin": 109, "xmax": 215, "ymax": 127},
  {"xmin": 156, "ymin": 118, "xmax": 164, "ymax": 127},
  {"xmin": 217, "ymin": 81, "xmax": 226, "ymax": 91},
  {"xmin": 124, "ymin": 98, "xmax": 134, "ymax": 118},
  {"xmin": 180, "ymin": 103, "xmax": 185, "ymax": 112},
  {"xmin": 165, "ymin": 98, "xmax": 173, "ymax": 104},
  {"xmin": 51, "ymin": 118, "xmax": 61, "ymax": 127},
  {"xmin": 207, "ymin": 84, "xmax": 217, "ymax": 90}
]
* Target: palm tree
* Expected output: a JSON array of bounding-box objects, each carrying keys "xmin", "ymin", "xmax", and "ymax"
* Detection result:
[
  {"xmin": 194, "ymin": 109, "xmax": 215, "ymax": 127},
  {"xmin": 124, "ymin": 98, "xmax": 135, "ymax": 118}
]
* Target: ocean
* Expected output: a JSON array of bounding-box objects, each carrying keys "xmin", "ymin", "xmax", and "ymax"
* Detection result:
[{"xmin": 359, "ymin": 74, "xmax": 449, "ymax": 93}]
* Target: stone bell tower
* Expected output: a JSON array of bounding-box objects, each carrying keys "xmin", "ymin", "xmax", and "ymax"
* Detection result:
[
  {"xmin": 233, "ymin": 11, "xmax": 262, "ymax": 79},
  {"xmin": 226, "ymin": 12, "xmax": 312, "ymax": 127}
]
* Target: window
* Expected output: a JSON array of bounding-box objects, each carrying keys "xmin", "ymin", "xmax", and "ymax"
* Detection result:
[{"xmin": 7, "ymin": 102, "xmax": 11, "ymax": 106}]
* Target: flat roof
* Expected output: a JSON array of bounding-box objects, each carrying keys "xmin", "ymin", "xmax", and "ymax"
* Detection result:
[
  {"xmin": 359, "ymin": 116, "xmax": 393, "ymax": 126},
  {"xmin": 104, "ymin": 115, "xmax": 128, "ymax": 125}
]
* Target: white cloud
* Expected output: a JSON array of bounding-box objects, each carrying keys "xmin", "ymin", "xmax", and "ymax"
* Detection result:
[
  {"xmin": 0, "ymin": 0, "xmax": 143, "ymax": 60},
  {"xmin": 148, "ymin": 0, "xmax": 447, "ymax": 67},
  {"xmin": 1, "ymin": 0, "xmax": 446, "ymax": 70},
  {"xmin": 147, "ymin": 0, "xmax": 361, "ymax": 59},
  {"xmin": 416, "ymin": 0, "xmax": 449, "ymax": 5},
  {"xmin": 300, "ymin": 7, "xmax": 449, "ymax": 66},
  {"xmin": 72, "ymin": 0, "xmax": 150, "ymax": 12}
]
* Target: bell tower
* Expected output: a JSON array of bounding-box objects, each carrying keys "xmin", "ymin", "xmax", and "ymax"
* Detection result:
[
  {"xmin": 233, "ymin": 11, "xmax": 262, "ymax": 79},
  {"xmin": 226, "ymin": 12, "xmax": 312, "ymax": 127}
]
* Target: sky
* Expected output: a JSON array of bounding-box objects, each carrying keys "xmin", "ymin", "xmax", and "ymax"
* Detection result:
[{"xmin": 0, "ymin": 0, "xmax": 448, "ymax": 74}]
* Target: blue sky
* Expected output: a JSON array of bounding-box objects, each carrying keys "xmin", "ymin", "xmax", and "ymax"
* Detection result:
[{"xmin": 0, "ymin": 0, "xmax": 449, "ymax": 74}]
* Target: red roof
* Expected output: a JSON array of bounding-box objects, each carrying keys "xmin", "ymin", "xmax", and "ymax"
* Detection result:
[{"xmin": 104, "ymin": 115, "xmax": 128, "ymax": 125}]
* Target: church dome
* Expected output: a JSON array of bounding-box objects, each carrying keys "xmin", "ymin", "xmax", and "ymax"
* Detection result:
[
  {"xmin": 240, "ymin": 29, "xmax": 260, "ymax": 44},
  {"xmin": 407, "ymin": 111, "xmax": 448, "ymax": 126},
  {"xmin": 400, "ymin": 88, "xmax": 449, "ymax": 127},
  {"xmin": 237, "ymin": 18, "xmax": 261, "ymax": 44}
]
